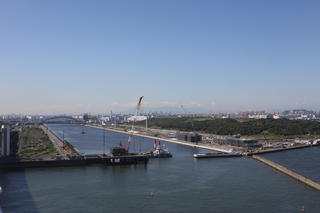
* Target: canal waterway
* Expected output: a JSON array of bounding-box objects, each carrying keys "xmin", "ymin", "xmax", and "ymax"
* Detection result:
[{"xmin": 0, "ymin": 124, "xmax": 320, "ymax": 213}]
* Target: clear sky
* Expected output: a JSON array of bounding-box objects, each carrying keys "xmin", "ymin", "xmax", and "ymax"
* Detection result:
[{"xmin": 0, "ymin": 0, "xmax": 320, "ymax": 114}]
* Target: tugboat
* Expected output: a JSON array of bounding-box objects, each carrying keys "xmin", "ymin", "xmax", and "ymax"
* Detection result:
[{"xmin": 148, "ymin": 140, "xmax": 172, "ymax": 158}]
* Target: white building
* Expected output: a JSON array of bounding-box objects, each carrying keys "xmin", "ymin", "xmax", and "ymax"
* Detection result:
[
  {"xmin": 127, "ymin": 115, "xmax": 147, "ymax": 122},
  {"xmin": 248, "ymin": 114, "xmax": 268, "ymax": 119},
  {"xmin": 273, "ymin": 114, "xmax": 281, "ymax": 119},
  {"xmin": 99, "ymin": 116, "xmax": 110, "ymax": 122}
]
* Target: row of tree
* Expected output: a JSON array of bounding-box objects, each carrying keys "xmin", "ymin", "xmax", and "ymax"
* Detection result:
[{"xmin": 139, "ymin": 118, "xmax": 320, "ymax": 136}]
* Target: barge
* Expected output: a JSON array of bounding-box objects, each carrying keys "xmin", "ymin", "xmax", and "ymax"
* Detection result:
[{"xmin": 193, "ymin": 152, "xmax": 242, "ymax": 159}]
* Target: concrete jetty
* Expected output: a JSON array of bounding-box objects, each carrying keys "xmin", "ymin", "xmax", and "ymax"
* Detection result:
[
  {"xmin": 88, "ymin": 125, "xmax": 232, "ymax": 153},
  {"xmin": 253, "ymin": 155, "xmax": 320, "ymax": 191}
]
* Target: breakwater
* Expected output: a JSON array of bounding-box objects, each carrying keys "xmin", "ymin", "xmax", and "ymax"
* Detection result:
[{"xmin": 252, "ymin": 155, "xmax": 320, "ymax": 191}]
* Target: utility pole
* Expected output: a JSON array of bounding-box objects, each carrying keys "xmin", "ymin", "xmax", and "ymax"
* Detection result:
[
  {"xmin": 102, "ymin": 129, "xmax": 106, "ymax": 155},
  {"xmin": 146, "ymin": 116, "xmax": 148, "ymax": 131},
  {"xmin": 181, "ymin": 105, "xmax": 194, "ymax": 129}
]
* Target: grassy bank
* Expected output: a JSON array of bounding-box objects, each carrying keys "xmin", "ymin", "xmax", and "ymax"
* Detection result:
[
  {"xmin": 137, "ymin": 118, "xmax": 320, "ymax": 139},
  {"xmin": 17, "ymin": 126, "xmax": 59, "ymax": 160}
]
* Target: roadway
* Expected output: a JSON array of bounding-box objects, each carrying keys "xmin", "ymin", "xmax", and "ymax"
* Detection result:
[{"xmin": 40, "ymin": 125, "xmax": 71, "ymax": 160}]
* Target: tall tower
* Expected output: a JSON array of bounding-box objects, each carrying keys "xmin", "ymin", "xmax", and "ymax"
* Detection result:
[
  {"xmin": 5, "ymin": 125, "xmax": 10, "ymax": 156},
  {"xmin": 1, "ymin": 125, "xmax": 5, "ymax": 156},
  {"xmin": 1, "ymin": 125, "xmax": 11, "ymax": 156}
]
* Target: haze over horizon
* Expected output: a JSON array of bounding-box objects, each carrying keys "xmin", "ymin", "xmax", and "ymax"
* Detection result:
[{"xmin": 1, "ymin": 0, "xmax": 320, "ymax": 114}]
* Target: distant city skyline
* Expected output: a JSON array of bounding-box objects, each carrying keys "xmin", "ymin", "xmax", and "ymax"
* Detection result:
[
  {"xmin": 1, "ymin": 0, "xmax": 320, "ymax": 114},
  {"xmin": 1, "ymin": 102, "xmax": 320, "ymax": 116}
]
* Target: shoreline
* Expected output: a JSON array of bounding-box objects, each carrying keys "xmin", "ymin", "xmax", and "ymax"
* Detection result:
[
  {"xmin": 87, "ymin": 125, "xmax": 233, "ymax": 153},
  {"xmin": 87, "ymin": 124, "xmax": 319, "ymax": 156}
]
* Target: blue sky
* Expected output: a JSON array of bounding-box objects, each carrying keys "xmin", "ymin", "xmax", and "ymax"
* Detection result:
[{"xmin": 0, "ymin": 0, "xmax": 320, "ymax": 114}]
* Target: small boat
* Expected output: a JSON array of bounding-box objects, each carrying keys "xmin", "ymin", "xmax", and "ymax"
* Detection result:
[
  {"xmin": 148, "ymin": 140, "xmax": 172, "ymax": 158},
  {"xmin": 128, "ymin": 130, "xmax": 139, "ymax": 134},
  {"xmin": 193, "ymin": 152, "xmax": 241, "ymax": 158}
]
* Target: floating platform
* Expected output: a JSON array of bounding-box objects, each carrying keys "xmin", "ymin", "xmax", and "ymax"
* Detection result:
[{"xmin": 0, "ymin": 154, "xmax": 149, "ymax": 169}]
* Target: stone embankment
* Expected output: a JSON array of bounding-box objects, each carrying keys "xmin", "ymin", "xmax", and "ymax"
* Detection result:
[{"xmin": 40, "ymin": 125, "xmax": 80, "ymax": 159}]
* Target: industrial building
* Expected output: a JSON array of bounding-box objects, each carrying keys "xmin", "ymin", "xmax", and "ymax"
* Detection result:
[
  {"xmin": 0, "ymin": 125, "xmax": 11, "ymax": 156},
  {"xmin": 214, "ymin": 136, "xmax": 261, "ymax": 149},
  {"xmin": 176, "ymin": 132, "xmax": 202, "ymax": 143}
]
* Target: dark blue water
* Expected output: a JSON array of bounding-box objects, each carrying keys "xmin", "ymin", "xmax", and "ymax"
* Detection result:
[
  {"xmin": 0, "ymin": 124, "xmax": 320, "ymax": 213},
  {"xmin": 262, "ymin": 146, "xmax": 320, "ymax": 182}
]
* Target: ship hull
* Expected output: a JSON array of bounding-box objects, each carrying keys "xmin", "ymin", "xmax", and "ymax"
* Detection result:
[
  {"xmin": 193, "ymin": 153, "xmax": 241, "ymax": 159},
  {"xmin": 149, "ymin": 153, "xmax": 172, "ymax": 158}
]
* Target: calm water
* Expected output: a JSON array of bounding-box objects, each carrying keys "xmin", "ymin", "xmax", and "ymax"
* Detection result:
[
  {"xmin": 262, "ymin": 146, "xmax": 320, "ymax": 182},
  {"xmin": 0, "ymin": 124, "xmax": 319, "ymax": 213}
]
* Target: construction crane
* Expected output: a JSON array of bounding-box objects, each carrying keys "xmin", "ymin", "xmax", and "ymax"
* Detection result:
[
  {"xmin": 131, "ymin": 96, "xmax": 144, "ymax": 132},
  {"xmin": 102, "ymin": 128, "xmax": 106, "ymax": 156},
  {"xmin": 127, "ymin": 96, "xmax": 144, "ymax": 151},
  {"xmin": 180, "ymin": 105, "xmax": 194, "ymax": 129}
]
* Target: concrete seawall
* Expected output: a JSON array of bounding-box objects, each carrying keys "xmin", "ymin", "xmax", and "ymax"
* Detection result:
[
  {"xmin": 252, "ymin": 155, "xmax": 320, "ymax": 191},
  {"xmin": 88, "ymin": 125, "xmax": 232, "ymax": 153},
  {"xmin": 248, "ymin": 144, "xmax": 319, "ymax": 155},
  {"xmin": 90, "ymin": 125, "xmax": 319, "ymax": 155}
]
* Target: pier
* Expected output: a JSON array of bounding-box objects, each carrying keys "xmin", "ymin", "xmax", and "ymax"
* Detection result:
[{"xmin": 252, "ymin": 155, "xmax": 320, "ymax": 191}]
